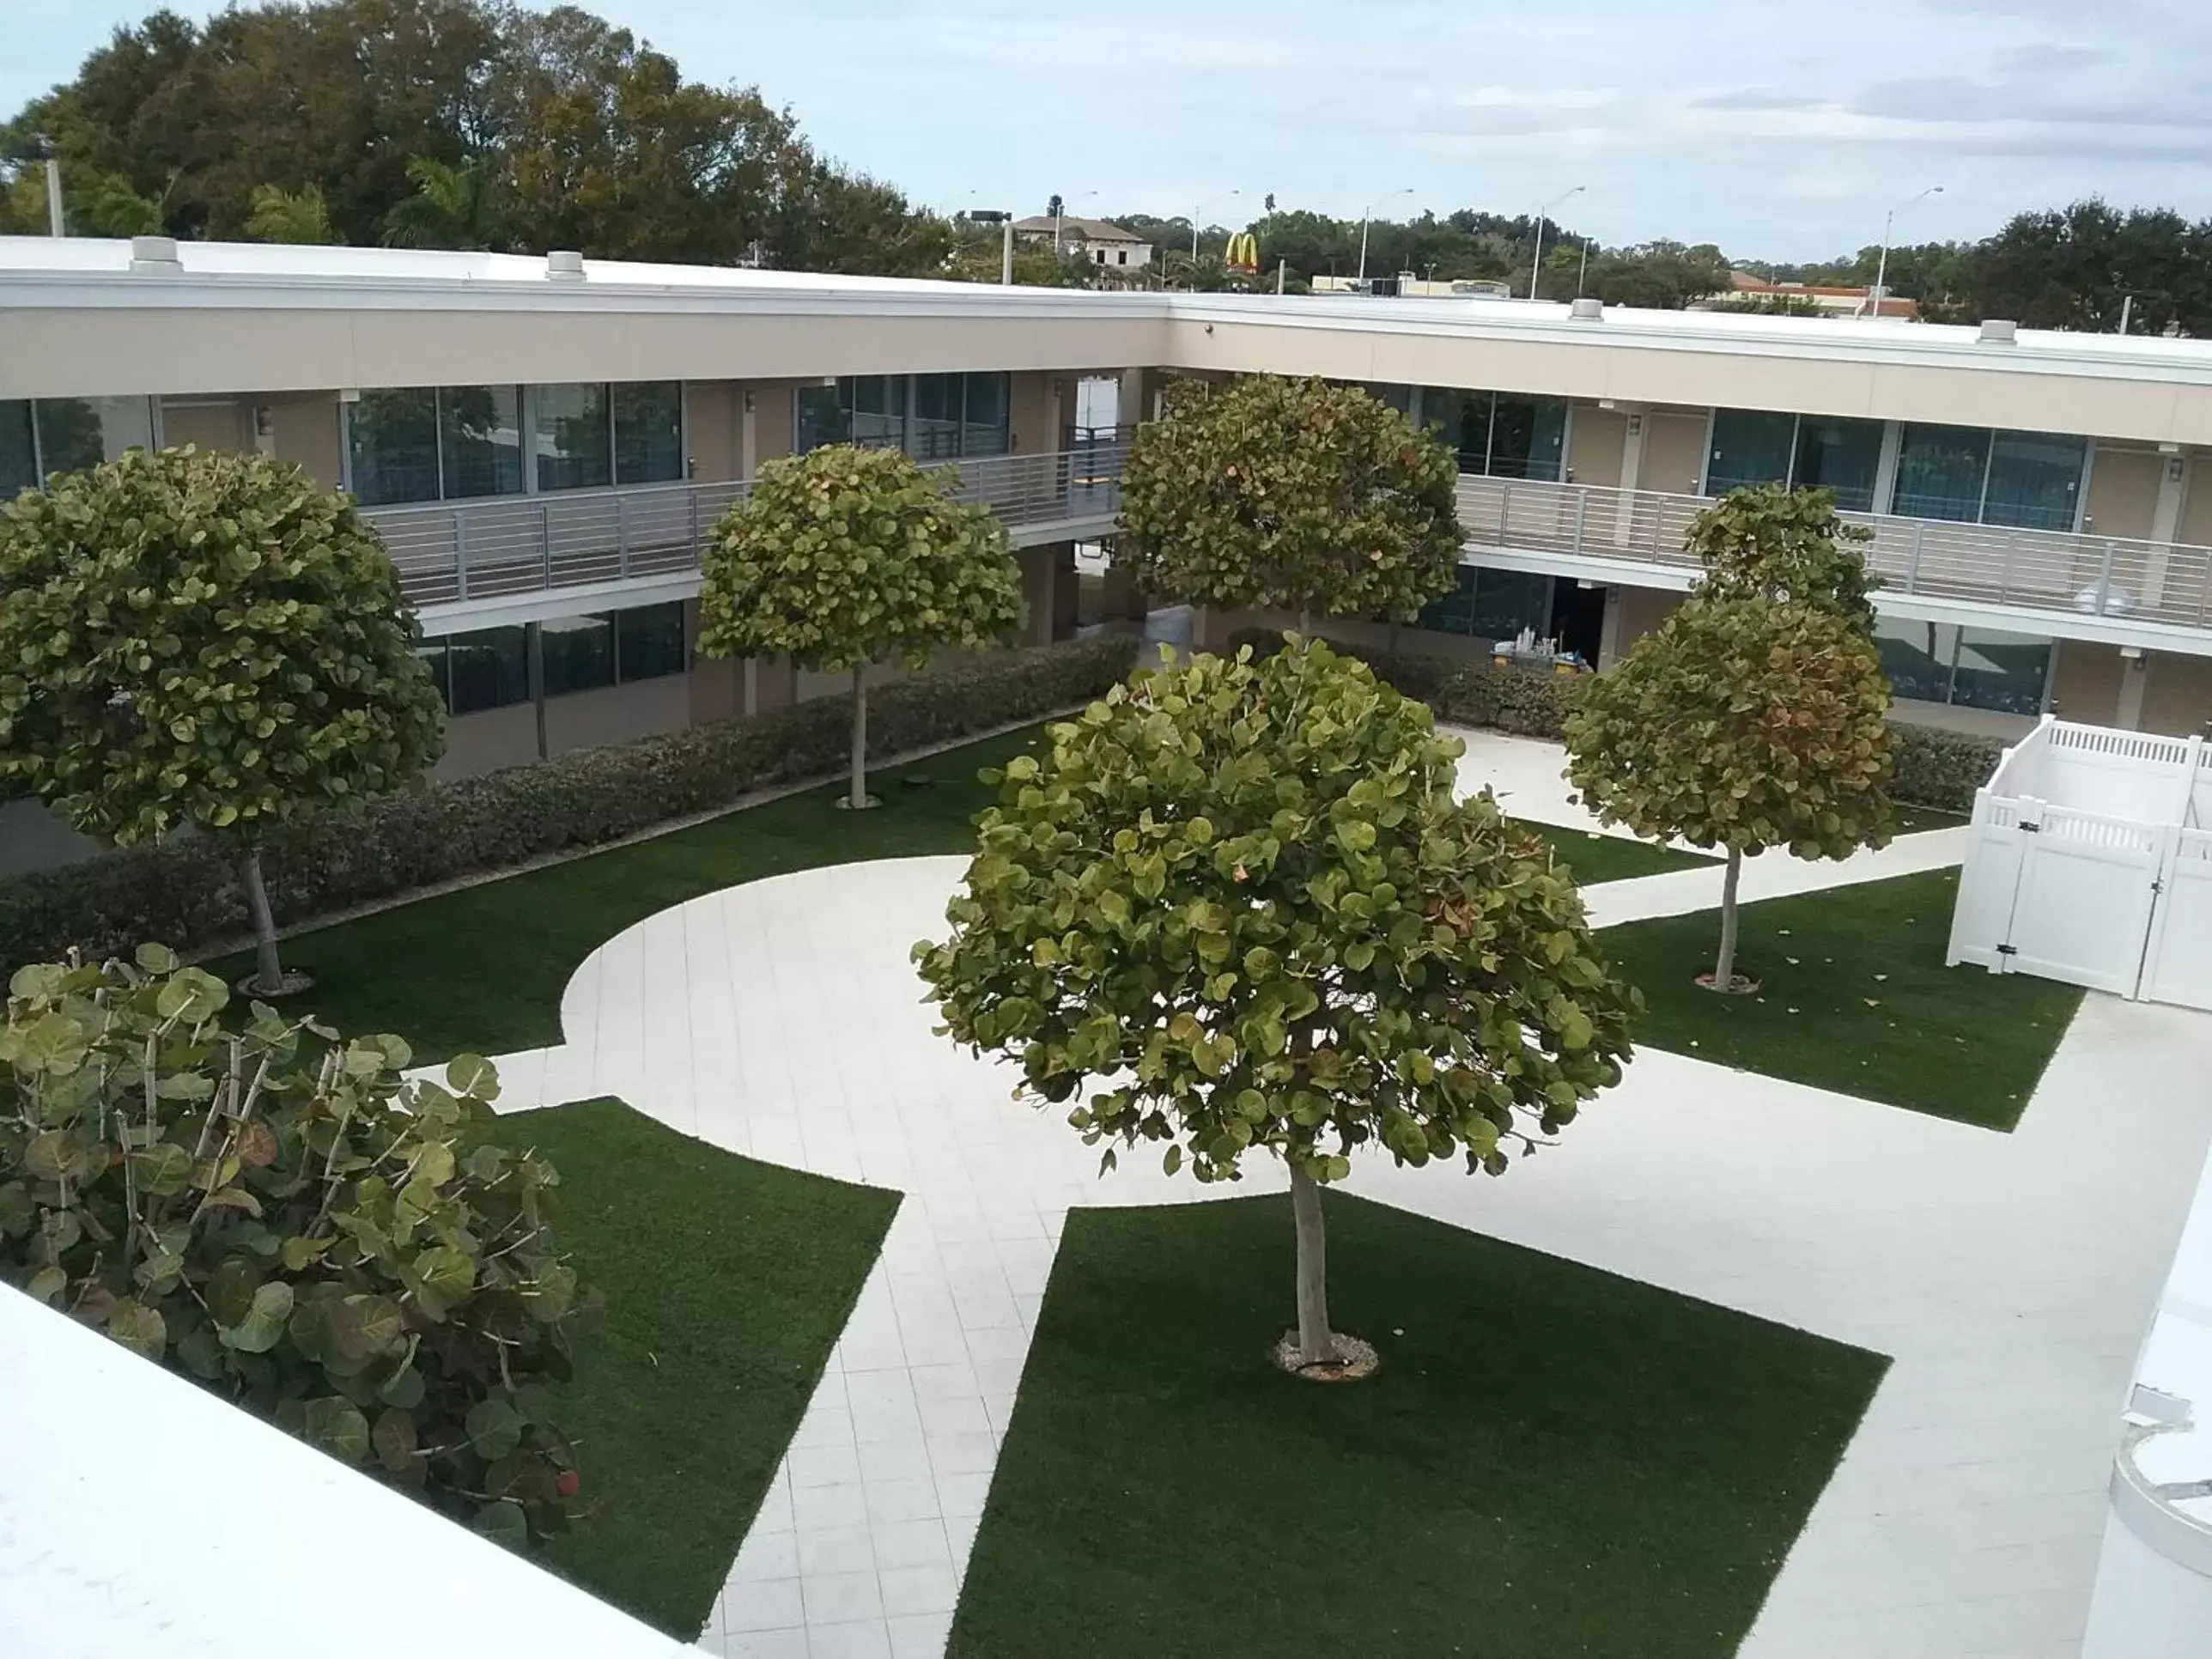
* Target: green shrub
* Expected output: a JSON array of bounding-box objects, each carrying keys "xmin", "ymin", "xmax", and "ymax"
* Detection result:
[
  {"xmin": 1887, "ymin": 723, "xmax": 2003, "ymax": 813},
  {"xmin": 0, "ymin": 949, "xmax": 592, "ymax": 1548},
  {"xmin": 1228, "ymin": 629, "xmax": 2000, "ymax": 811},
  {"xmin": 0, "ymin": 635, "xmax": 1140, "ymax": 977}
]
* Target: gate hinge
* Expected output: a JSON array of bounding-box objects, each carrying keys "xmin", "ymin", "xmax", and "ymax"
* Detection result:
[
  {"xmin": 2019, "ymin": 821, "xmax": 2041, "ymax": 834},
  {"xmin": 2153, "ymin": 878, "xmax": 2166, "ymax": 894},
  {"xmin": 1996, "ymin": 944, "xmax": 2020, "ymax": 957}
]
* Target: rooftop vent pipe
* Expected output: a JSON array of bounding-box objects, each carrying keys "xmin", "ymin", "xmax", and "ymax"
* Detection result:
[
  {"xmin": 128, "ymin": 235, "xmax": 181, "ymax": 274},
  {"xmin": 546, "ymin": 250, "xmax": 586, "ymax": 283},
  {"xmin": 1978, "ymin": 318, "xmax": 2018, "ymax": 345},
  {"xmin": 1568, "ymin": 297, "xmax": 1604, "ymax": 321}
]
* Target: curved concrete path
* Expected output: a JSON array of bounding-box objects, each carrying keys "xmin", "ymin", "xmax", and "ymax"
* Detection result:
[{"xmin": 475, "ymin": 832, "xmax": 2212, "ymax": 1659}]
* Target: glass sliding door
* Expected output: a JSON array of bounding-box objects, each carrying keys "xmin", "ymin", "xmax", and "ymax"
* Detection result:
[
  {"xmin": 613, "ymin": 382, "xmax": 684, "ymax": 483},
  {"xmin": 1891, "ymin": 423, "xmax": 1990, "ymax": 524},
  {"xmin": 846, "ymin": 375, "xmax": 905, "ymax": 449},
  {"xmin": 1950, "ymin": 626, "xmax": 2054, "ymax": 713},
  {"xmin": 909, "ymin": 374, "xmax": 962, "ymax": 461},
  {"xmin": 795, "ymin": 385, "xmax": 848, "ymax": 453},
  {"xmin": 1704, "ymin": 410, "xmax": 1796, "ymax": 495},
  {"xmin": 347, "ymin": 389, "xmax": 441, "ymax": 506},
  {"xmin": 1982, "ymin": 431, "xmax": 2085, "ymax": 532},
  {"xmin": 1791, "ymin": 416, "xmax": 1883, "ymax": 511},
  {"xmin": 439, "ymin": 386, "xmax": 524, "ymax": 501},
  {"xmin": 532, "ymin": 383, "xmax": 611, "ymax": 492},
  {"xmin": 1419, "ymin": 389, "xmax": 1491, "ymax": 472},
  {"xmin": 959, "ymin": 373, "xmax": 1011, "ymax": 457},
  {"xmin": 1487, "ymin": 396, "xmax": 1566, "ymax": 481}
]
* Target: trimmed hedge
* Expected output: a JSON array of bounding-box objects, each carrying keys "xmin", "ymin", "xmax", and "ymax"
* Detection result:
[
  {"xmin": 1225, "ymin": 626, "xmax": 2002, "ymax": 813},
  {"xmin": 0, "ymin": 635, "xmax": 1140, "ymax": 976}
]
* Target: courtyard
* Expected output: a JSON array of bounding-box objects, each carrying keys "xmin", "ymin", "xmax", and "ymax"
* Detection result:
[{"xmin": 285, "ymin": 724, "xmax": 2212, "ymax": 1659}]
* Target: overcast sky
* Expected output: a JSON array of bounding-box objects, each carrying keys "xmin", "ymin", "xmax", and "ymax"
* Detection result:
[{"xmin": 7, "ymin": 0, "xmax": 2211, "ymax": 259}]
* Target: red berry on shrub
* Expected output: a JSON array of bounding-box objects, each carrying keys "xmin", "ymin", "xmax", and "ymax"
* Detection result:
[{"xmin": 556, "ymin": 1469, "xmax": 580, "ymax": 1498}]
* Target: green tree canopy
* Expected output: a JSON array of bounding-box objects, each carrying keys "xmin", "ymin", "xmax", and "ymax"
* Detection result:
[
  {"xmin": 1115, "ymin": 376, "xmax": 1465, "ymax": 630},
  {"xmin": 1564, "ymin": 596, "xmax": 1893, "ymax": 992},
  {"xmin": 0, "ymin": 447, "xmax": 446, "ymax": 991},
  {"xmin": 917, "ymin": 640, "xmax": 1637, "ymax": 1370},
  {"xmin": 696, "ymin": 443, "xmax": 1026, "ymax": 809},
  {"xmin": 246, "ymin": 181, "xmax": 335, "ymax": 244},
  {"xmin": 1688, "ymin": 483, "xmax": 1880, "ymax": 633}
]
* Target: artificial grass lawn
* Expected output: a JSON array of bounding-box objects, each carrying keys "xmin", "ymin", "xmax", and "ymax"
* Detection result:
[
  {"xmin": 216, "ymin": 725, "xmax": 1045, "ymax": 1061},
  {"xmin": 1601, "ymin": 866, "xmax": 2082, "ymax": 1130},
  {"xmin": 954, "ymin": 1194, "xmax": 1885, "ymax": 1658},
  {"xmin": 1513, "ymin": 819, "xmax": 1715, "ymax": 885},
  {"xmin": 504, "ymin": 1097, "xmax": 898, "ymax": 1638}
]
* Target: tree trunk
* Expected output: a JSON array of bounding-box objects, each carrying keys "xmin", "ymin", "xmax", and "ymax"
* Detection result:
[
  {"xmin": 848, "ymin": 665, "xmax": 872, "ymax": 811},
  {"xmin": 1297, "ymin": 610, "xmax": 1313, "ymax": 638},
  {"xmin": 1388, "ymin": 620, "xmax": 1402, "ymax": 653},
  {"xmin": 240, "ymin": 846, "xmax": 285, "ymax": 994},
  {"xmin": 1711, "ymin": 846, "xmax": 1744, "ymax": 991},
  {"xmin": 1288, "ymin": 1164, "xmax": 1338, "ymax": 1365}
]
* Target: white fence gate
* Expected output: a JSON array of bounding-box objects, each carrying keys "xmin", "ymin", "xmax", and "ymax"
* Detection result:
[{"xmin": 1947, "ymin": 720, "xmax": 2212, "ymax": 1010}]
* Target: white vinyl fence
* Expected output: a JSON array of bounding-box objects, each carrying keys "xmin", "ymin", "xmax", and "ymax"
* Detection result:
[{"xmin": 1948, "ymin": 718, "xmax": 2212, "ymax": 1010}]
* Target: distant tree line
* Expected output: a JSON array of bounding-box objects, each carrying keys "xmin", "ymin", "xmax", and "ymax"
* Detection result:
[
  {"xmin": 1744, "ymin": 199, "xmax": 2212, "ymax": 336},
  {"xmin": 0, "ymin": 0, "xmax": 951, "ymax": 276}
]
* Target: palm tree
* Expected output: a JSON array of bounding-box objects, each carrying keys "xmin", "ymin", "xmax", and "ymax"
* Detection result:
[
  {"xmin": 246, "ymin": 183, "xmax": 336, "ymax": 245},
  {"xmin": 381, "ymin": 156, "xmax": 503, "ymax": 251}
]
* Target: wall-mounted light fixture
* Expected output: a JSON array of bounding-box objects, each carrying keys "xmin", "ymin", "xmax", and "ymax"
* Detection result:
[
  {"xmin": 743, "ymin": 390, "xmax": 757, "ymax": 415},
  {"xmin": 1626, "ymin": 413, "xmax": 1644, "ymax": 436},
  {"xmin": 2170, "ymin": 455, "xmax": 2187, "ymax": 484}
]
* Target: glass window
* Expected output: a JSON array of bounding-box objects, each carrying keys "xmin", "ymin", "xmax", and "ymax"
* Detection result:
[
  {"xmin": 1791, "ymin": 416, "xmax": 1884, "ymax": 513},
  {"xmin": 532, "ymin": 383, "xmax": 611, "ymax": 492},
  {"xmin": 910, "ymin": 374, "xmax": 962, "ymax": 461},
  {"xmin": 347, "ymin": 389, "xmax": 441, "ymax": 507},
  {"xmin": 616, "ymin": 602, "xmax": 688, "ymax": 682},
  {"xmin": 1892, "ymin": 424, "xmax": 1990, "ymax": 524},
  {"xmin": 1950, "ymin": 626, "xmax": 2053, "ymax": 714},
  {"xmin": 540, "ymin": 612, "xmax": 616, "ymax": 697},
  {"xmin": 0, "ymin": 400, "xmax": 35, "ymax": 497},
  {"xmin": 960, "ymin": 373, "xmax": 1011, "ymax": 458},
  {"xmin": 1487, "ymin": 396, "xmax": 1567, "ymax": 482},
  {"xmin": 846, "ymin": 375, "xmax": 904, "ymax": 448},
  {"xmin": 446, "ymin": 626, "xmax": 529, "ymax": 714},
  {"xmin": 1705, "ymin": 410, "xmax": 1796, "ymax": 495},
  {"xmin": 796, "ymin": 385, "xmax": 848, "ymax": 453},
  {"xmin": 1467, "ymin": 569, "xmax": 1554, "ymax": 641},
  {"xmin": 1421, "ymin": 389, "xmax": 1492, "ymax": 473},
  {"xmin": 1983, "ymin": 431, "xmax": 2085, "ymax": 532},
  {"xmin": 1874, "ymin": 617, "xmax": 1959, "ymax": 705},
  {"xmin": 1416, "ymin": 566, "xmax": 1480, "ymax": 634},
  {"xmin": 614, "ymin": 382, "xmax": 684, "ymax": 484},
  {"xmin": 34, "ymin": 396, "xmax": 154, "ymax": 474},
  {"xmin": 440, "ymin": 385, "xmax": 524, "ymax": 501},
  {"xmin": 1362, "ymin": 384, "xmax": 1415, "ymax": 416}
]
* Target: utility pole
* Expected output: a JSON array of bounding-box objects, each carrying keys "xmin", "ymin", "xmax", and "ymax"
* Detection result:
[
  {"xmin": 1869, "ymin": 184, "xmax": 1942, "ymax": 318},
  {"xmin": 31, "ymin": 134, "xmax": 63, "ymax": 236},
  {"xmin": 1358, "ymin": 187, "xmax": 1413, "ymax": 285},
  {"xmin": 970, "ymin": 210, "xmax": 1014, "ymax": 285},
  {"xmin": 2119, "ymin": 293, "xmax": 2134, "ymax": 335},
  {"xmin": 1528, "ymin": 184, "xmax": 1585, "ymax": 301}
]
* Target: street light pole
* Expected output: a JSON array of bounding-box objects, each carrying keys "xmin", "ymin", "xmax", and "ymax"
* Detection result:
[
  {"xmin": 1357, "ymin": 187, "xmax": 1413, "ymax": 284},
  {"xmin": 969, "ymin": 210, "xmax": 1014, "ymax": 285},
  {"xmin": 1528, "ymin": 185, "xmax": 1585, "ymax": 301},
  {"xmin": 30, "ymin": 135, "xmax": 62, "ymax": 236},
  {"xmin": 1869, "ymin": 184, "xmax": 1942, "ymax": 318},
  {"xmin": 1189, "ymin": 190, "xmax": 1242, "ymax": 276}
]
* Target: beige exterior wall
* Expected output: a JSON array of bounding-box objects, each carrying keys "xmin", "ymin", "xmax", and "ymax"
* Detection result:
[
  {"xmin": 1165, "ymin": 315, "xmax": 2212, "ymax": 448},
  {"xmin": 160, "ymin": 398, "xmax": 252, "ymax": 454},
  {"xmin": 6, "ymin": 300, "xmax": 1166, "ymax": 407},
  {"xmin": 1614, "ymin": 584, "xmax": 1686, "ymax": 651},
  {"xmin": 684, "ymin": 382, "xmax": 741, "ymax": 483},
  {"xmin": 2053, "ymin": 639, "xmax": 2127, "ymax": 725},
  {"xmin": 752, "ymin": 382, "xmax": 797, "ymax": 467},
  {"xmin": 1639, "ymin": 412, "xmax": 1709, "ymax": 497},
  {"xmin": 2179, "ymin": 458, "xmax": 2212, "ymax": 548},
  {"xmin": 1009, "ymin": 371, "xmax": 1064, "ymax": 455},
  {"xmin": 2142, "ymin": 652, "xmax": 2212, "ymax": 736},
  {"xmin": 1566, "ymin": 406, "xmax": 1626, "ymax": 489},
  {"xmin": 268, "ymin": 393, "xmax": 342, "ymax": 488},
  {"xmin": 2085, "ymin": 446, "xmax": 2163, "ymax": 541}
]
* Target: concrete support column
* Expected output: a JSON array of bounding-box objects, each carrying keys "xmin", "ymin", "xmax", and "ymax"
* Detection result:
[
  {"xmin": 1119, "ymin": 368, "xmax": 1152, "ymax": 428},
  {"xmin": 2118, "ymin": 651, "xmax": 2152, "ymax": 730},
  {"xmin": 1614, "ymin": 410, "xmax": 1647, "ymax": 547},
  {"xmin": 2144, "ymin": 449, "xmax": 2188, "ymax": 609},
  {"xmin": 1597, "ymin": 586, "xmax": 1625, "ymax": 669},
  {"xmin": 740, "ymin": 387, "xmax": 760, "ymax": 480}
]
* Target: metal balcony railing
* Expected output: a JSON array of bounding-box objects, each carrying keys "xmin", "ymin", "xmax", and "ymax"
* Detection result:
[
  {"xmin": 1455, "ymin": 473, "xmax": 2212, "ymax": 633},
  {"xmin": 370, "ymin": 442, "xmax": 1128, "ymax": 610}
]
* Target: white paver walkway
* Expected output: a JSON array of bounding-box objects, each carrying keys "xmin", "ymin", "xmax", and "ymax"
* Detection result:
[{"xmin": 473, "ymin": 838, "xmax": 2212, "ymax": 1659}]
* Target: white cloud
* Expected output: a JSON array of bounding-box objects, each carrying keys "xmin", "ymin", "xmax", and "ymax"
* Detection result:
[{"xmin": 4, "ymin": 0, "xmax": 2211, "ymax": 258}]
